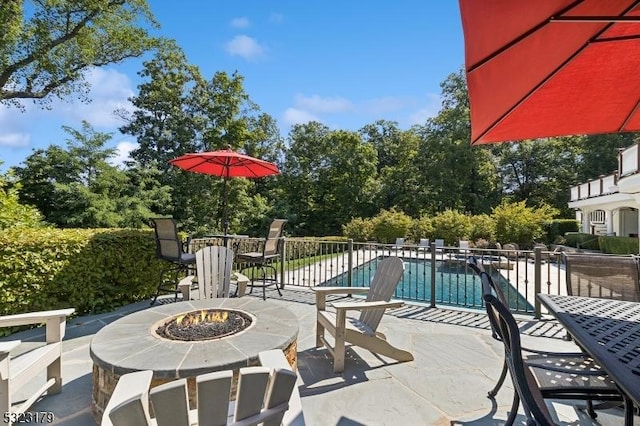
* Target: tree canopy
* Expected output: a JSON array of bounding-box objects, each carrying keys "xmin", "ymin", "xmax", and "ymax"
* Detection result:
[{"xmin": 0, "ymin": 0, "xmax": 159, "ymax": 106}]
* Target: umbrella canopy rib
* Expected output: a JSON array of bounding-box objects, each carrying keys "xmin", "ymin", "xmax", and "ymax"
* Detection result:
[{"xmin": 461, "ymin": 0, "xmax": 640, "ymax": 144}]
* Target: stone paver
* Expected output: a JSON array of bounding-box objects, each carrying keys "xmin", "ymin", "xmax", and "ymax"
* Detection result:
[{"xmin": 2, "ymin": 286, "xmax": 635, "ymax": 425}]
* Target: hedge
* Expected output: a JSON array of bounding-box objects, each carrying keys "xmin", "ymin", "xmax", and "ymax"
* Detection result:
[{"xmin": 0, "ymin": 228, "xmax": 164, "ymax": 316}]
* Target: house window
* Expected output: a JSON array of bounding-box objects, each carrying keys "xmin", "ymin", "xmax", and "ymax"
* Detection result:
[{"xmin": 589, "ymin": 210, "xmax": 606, "ymax": 224}]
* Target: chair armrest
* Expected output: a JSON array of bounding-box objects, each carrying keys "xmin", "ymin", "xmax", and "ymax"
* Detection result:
[
  {"xmin": 314, "ymin": 287, "xmax": 370, "ymax": 310},
  {"xmin": 0, "ymin": 308, "xmax": 75, "ymax": 328},
  {"xmin": 0, "ymin": 341, "xmax": 21, "ymax": 355},
  {"xmin": 332, "ymin": 300, "xmax": 404, "ymax": 311}
]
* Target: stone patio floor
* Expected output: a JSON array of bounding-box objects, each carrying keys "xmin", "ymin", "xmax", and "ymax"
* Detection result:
[{"xmin": 5, "ymin": 285, "xmax": 636, "ymax": 425}]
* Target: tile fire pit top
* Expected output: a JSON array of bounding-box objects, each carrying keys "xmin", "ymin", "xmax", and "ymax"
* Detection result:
[{"xmin": 89, "ymin": 298, "xmax": 299, "ymax": 379}]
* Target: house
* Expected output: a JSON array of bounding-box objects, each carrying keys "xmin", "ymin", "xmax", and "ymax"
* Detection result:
[{"xmin": 569, "ymin": 143, "xmax": 640, "ymax": 237}]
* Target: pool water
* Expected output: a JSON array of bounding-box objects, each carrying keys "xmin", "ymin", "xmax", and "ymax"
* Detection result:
[{"xmin": 324, "ymin": 257, "xmax": 532, "ymax": 312}]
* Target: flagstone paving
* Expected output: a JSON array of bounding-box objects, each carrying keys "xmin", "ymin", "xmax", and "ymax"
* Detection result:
[{"xmin": 4, "ymin": 286, "xmax": 635, "ymax": 425}]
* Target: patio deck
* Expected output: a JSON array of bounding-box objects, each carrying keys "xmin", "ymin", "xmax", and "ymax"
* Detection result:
[{"xmin": 5, "ymin": 286, "xmax": 635, "ymax": 425}]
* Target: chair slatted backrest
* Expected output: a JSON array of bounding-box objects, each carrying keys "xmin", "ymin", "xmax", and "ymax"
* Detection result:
[
  {"xmin": 564, "ymin": 253, "xmax": 640, "ymax": 301},
  {"xmin": 108, "ymin": 367, "xmax": 297, "ymax": 426},
  {"xmin": 151, "ymin": 218, "xmax": 183, "ymax": 262},
  {"xmin": 263, "ymin": 219, "xmax": 287, "ymax": 257},
  {"xmin": 195, "ymin": 246, "xmax": 234, "ymax": 299},
  {"xmin": 360, "ymin": 256, "xmax": 404, "ymax": 331},
  {"xmin": 483, "ymin": 291, "xmax": 555, "ymax": 425}
]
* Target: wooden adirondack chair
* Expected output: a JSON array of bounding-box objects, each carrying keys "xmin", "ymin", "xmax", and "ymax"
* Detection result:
[
  {"xmin": 313, "ymin": 256, "xmax": 414, "ymax": 373},
  {"xmin": 103, "ymin": 350, "xmax": 301, "ymax": 426},
  {"xmin": 179, "ymin": 246, "xmax": 233, "ymax": 300},
  {"xmin": 0, "ymin": 308, "xmax": 75, "ymax": 425}
]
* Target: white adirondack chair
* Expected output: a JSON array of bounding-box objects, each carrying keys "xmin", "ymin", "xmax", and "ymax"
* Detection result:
[
  {"xmin": 313, "ymin": 256, "xmax": 414, "ymax": 373},
  {"xmin": 0, "ymin": 308, "xmax": 75, "ymax": 425},
  {"xmin": 103, "ymin": 350, "xmax": 302, "ymax": 426},
  {"xmin": 179, "ymin": 246, "xmax": 237, "ymax": 300}
]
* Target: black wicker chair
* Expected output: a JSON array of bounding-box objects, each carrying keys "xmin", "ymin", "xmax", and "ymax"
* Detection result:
[{"xmin": 150, "ymin": 218, "xmax": 196, "ymax": 305}]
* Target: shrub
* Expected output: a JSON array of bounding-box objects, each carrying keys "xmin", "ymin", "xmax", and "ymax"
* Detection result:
[
  {"xmin": 0, "ymin": 228, "xmax": 163, "ymax": 316},
  {"xmin": 342, "ymin": 217, "xmax": 374, "ymax": 241},
  {"xmin": 409, "ymin": 216, "xmax": 434, "ymax": 242},
  {"xmin": 492, "ymin": 200, "xmax": 558, "ymax": 248},
  {"xmin": 599, "ymin": 235, "xmax": 639, "ymax": 255},
  {"xmin": 564, "ymin": 232, "xmax": 600, "ymax": 250},
  {"xmin": 0, "ymin": 179, "xmax": 45, "ymax": 229},
  {"xmin": 430, "ymin": 210, "xmax": 471, "ymax": 246},
  {"xmin": 545, "ymin": 219, "xmax": 579, "ymax": 243},
  {"xmin": 371, "ymin": 208, "xmax": 412, "ymax": 244},
  {"xmin": 469, "ymin": 214, "xmax": 495, "ymax": 242}
]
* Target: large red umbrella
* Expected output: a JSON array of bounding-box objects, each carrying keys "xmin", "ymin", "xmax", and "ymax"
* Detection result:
[
  {"xmin": 169, "ymin": 148, "xmax": 280, "ymax": 234},
  {"xmin": 460, "ymin": 0, "xmax": 640, "ymax": 145}
]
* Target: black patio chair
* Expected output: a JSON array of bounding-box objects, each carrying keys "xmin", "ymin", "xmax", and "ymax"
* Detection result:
[
  {"xmin": 150, "ymin": 217, "xmax": 196, "ymax": 305},
  {"xmin": 481, "ymin": 271, "xmax": 623, "ymax": 424},
  {"xmin": 237, "ymin": 219, "xmax": 287, "ymax": 300}
]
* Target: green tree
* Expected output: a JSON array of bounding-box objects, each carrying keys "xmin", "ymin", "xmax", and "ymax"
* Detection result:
[
  {"xmin": 360, "ymin": 120, "xmax": 421, "ymax": 216},
  {"xmin": 492, "ymin": 138, "xmax": 581, "ymax": 217},
  {"xmin": 0, "ymin": 0, "xmax": 159, "ymax": 106},
  {"xmin": 120, "ymin": 46, "xmax": 283, "ymax": 234},
  {"xmin": 282, "ymin": 123, "xmax": 378, "ymax": 236},
  {"xmin": 0, "ymin": 167, "xmax": 44, "ymax": 229},
  {"xmin": 14, "ymin": 122, "xmax": 169, "ymax": 227},
  {"xmin": 413, "ymin": 69, "xmax": 501, "ymax": 215}
]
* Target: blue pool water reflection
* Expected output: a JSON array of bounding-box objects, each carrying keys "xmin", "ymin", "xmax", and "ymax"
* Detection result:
[{"xmin": 324, "ymin": 257, "xmax": 532, "ymax": 312}]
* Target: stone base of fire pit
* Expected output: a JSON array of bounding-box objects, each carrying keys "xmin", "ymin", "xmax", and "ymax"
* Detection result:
[{"xmin": 90, "ymin": 298, "xmax": 298, "ymax": 424}]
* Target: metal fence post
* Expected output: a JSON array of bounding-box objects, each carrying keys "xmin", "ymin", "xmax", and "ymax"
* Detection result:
[
  {"xmin": 347, "ymin": 239, "xmax": 353, "ymax": 288},
  {"xmin": 534, "ymin": 246, "xmax": 542, "ymax": 318},
  {"xmin": 430, "ymin": 241, "xmax": 436, "ymax": 308},
  {"xmin": 279, "ymin": 237, "xmax": 286, "ymax": 289}
]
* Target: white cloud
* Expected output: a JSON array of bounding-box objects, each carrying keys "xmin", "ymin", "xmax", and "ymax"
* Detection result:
[
  {"xmin": 408, "ymin": 94, "xmax": 442, "ymax": 125},
  {"xmin": 282, "ymin": 108, "xmax": 320, "ymax": 126},
  {"xmin": 224, "ymin": 35, "xmax": 266, "ymax": 61},
  {"xmin": 59, "ymin": 67, "xmax": 135, "ymax": 127},
  {"xmin": 293, "ymin": 94, "xmax": 353, "ymax": 114},
  {"xmin": 0, "ymin": 132, "xmax": 30, "ymax": 148},
  {"xmin": 230, "ymin": 17, "xmax": 250, "ymax": 28},
  {"xmin": 108, "ymin": 140, "xmax": 138, "ymax": 168},
  {"xmin": 364, "ymin": 96, "xmax": 408, "ymax": 115}
]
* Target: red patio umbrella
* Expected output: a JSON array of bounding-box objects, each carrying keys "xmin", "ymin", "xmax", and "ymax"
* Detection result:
[
  {"xmin": 459, "ymin": 0, "xmax": 640, "ymax": 145},
  {"xmin": 169, "ymin": 148, "xmax": 280, "ymax": 234}
]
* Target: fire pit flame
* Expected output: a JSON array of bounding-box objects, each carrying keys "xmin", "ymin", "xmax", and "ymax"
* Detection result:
[
  {"xmin": 156, "ymin": 309, "xmax": 252, "ymax": 341},
  {"xmin": 176, "ymin": 310, "xmax": 229, "ymax": 326}
]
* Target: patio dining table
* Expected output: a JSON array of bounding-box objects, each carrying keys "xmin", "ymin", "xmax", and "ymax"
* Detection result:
[{"xmin": 537, "ymin": 294, "xmax": 640, "ymax": 425}]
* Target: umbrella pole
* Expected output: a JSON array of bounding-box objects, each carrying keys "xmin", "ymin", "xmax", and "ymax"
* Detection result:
[{"xmin": 222, "ymin": 177, "xmax": 229, "ymax": 237}]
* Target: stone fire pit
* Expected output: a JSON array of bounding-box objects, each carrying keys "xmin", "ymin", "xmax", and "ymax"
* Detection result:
[{"xmin": 90, "ymin": 298, "xmax": 298, "ymax": 423}]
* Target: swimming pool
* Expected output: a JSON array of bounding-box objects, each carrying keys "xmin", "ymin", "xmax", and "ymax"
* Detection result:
[{"xmin": 324, "ymin": 257, "xmax": 532, "ymax": 312}]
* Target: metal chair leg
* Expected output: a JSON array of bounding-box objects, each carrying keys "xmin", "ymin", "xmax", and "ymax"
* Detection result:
[
  {"xmin": 488, "ymin": 359, "xmax": 509, "ymax": 398},
  {"xmin": 505, "ymin": 391, "xmax": 520, "ymax": 426}
]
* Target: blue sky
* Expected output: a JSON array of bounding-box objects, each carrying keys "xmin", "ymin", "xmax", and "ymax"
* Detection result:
[{"xmin": 0, "ymin": 2, "xmax": 464, "ymax": 171}]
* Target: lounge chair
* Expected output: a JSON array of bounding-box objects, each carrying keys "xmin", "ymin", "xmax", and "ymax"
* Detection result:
[
  {"xmin": 313, "ymin": 256, "xmax": 414, "ymax": 373},
  {"xmin": 480, "ymin": 270, "xmax": 623, "ymax": 423},
  {"xmin": 434, "ymin": 239, "xmax": 445, "ymax": 252},
  {"xmin": 390, "ymin": 237, "xmax": 405, "ymax": 253},
  {"xmin": 416, "ymin": 238, "xmax": 430, "ymax": 252}
]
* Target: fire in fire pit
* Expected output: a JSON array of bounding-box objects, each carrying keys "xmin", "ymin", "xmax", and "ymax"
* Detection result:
[{"xmin": 156, "ymin": 309, "xmax": 253, "ymax": 341}]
